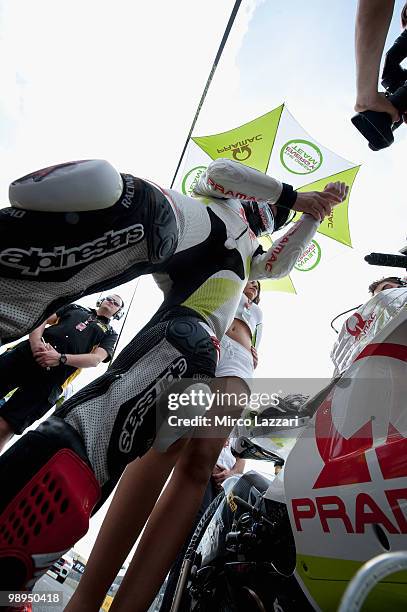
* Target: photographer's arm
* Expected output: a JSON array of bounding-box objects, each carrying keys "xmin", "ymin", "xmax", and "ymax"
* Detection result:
[{"xmin": 354, "ymin": 0, "xmax": 399, "ymax": 122}]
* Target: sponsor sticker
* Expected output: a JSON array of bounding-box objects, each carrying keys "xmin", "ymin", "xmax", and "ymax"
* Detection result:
[
  {"xmin": 280, "ymin": 139, "xmax": 323, "ymax": 175},
  {"xmin": 181, "ymin": 166, "xmax": 207, "ymax": 196},
  {"xmin": 0, "ymin": 224, "xmax": 144, "ymax": 276},
  {"xmin": 294, "ymin": 240, "xmax": 321, "ymax": 272},
  {"xmin": 216, "ymin": 134, "xmax": 263, "ymax": 162}
]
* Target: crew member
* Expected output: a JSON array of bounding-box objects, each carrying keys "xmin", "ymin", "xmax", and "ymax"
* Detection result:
[{"xmin": 0, "ymin": 295, "xmax": 121, "ymax": 450}]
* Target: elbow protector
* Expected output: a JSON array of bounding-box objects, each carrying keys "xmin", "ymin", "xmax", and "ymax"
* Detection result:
[{"xmin": 197, "ymin": 158, "xmax": 284, "ymax": 203}]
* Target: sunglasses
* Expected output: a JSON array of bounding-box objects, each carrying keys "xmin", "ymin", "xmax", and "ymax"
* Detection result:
[{"xmin": 104, "ymin": 296, "xmax": 122, "ymax": 308}]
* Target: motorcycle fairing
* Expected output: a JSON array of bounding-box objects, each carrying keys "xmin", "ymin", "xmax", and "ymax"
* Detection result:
[{"xmin": 282, "ymin": 305, "xmax": 407, "ymax": 610}]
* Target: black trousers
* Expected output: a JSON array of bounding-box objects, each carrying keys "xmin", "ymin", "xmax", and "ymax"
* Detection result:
[{"xmin": 0, "ymin": 341, "xmax": 63, "ymax": 434}]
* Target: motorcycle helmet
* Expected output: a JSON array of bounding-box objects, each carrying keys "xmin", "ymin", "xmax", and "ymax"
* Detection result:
[{"xmin": 242, "ymin": 201, "xmax": 275, "ymax": 237}]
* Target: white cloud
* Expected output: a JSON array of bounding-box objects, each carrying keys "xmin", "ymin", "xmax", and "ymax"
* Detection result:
[{"xmin": 0, "ymin": 0, "xmax": 250, "ymax": 191}]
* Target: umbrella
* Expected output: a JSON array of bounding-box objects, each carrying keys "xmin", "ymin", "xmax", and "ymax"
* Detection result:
[{"xmin": 173, "ymin": 104, "xmax": 360, "ymax": 294}]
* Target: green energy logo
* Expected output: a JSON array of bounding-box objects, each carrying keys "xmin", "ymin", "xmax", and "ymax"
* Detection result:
[
  {"xmin": 217, "ymin": 134, "xmax": 263, "ymax": 162},
  {"xmin": 294, "ymin": 240, "xmax": 321, "ymax": 272},
  {"xmin": 280, "ymin": 139, "xmax": 323, "ymax": 175},
  {"xmin": 182, "ymin": 165, "xmax": 207, "ymax": 196}
]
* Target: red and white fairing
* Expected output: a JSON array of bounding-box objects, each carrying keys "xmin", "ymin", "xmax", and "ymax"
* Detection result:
[
  {"xmin": 331, "ymin": 287, "xmax": 407, "ymax": 376},
  {"xmin": 266, "ymin": 288, "xmax": 407, "ymax": 566}
]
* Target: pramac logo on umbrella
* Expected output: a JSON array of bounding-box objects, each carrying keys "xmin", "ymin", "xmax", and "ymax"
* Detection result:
[
  {"xmin": 216, "ymin": 134, "xmax": 263, "ymax": 162},
  {"xmin": 175, "ymin": 103, "xmax": 359, "ymax": 294}
]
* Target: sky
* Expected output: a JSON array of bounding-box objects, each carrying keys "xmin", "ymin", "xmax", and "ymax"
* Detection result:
[{"xmin": 1, "ymin": 0, "xmax": 406, "ymax": 564}]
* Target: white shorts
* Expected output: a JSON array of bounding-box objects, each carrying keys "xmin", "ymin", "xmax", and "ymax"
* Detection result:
[{"xmin": 216, "ymin": 335, "xmax": 254, "ymax": 381}]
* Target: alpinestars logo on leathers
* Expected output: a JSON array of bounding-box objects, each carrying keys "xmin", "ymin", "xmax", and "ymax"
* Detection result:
[
  {"xmin": 119, "ymin": 357, "xmax": 188, "ymax": 454},
  {"xmin": 0, "ymin": 224, "xmax": 144, "ymax": 276}
]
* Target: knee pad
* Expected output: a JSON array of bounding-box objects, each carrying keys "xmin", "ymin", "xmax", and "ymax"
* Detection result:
[
  {"xmin": 9, "ymin": 160, "xmax": 123, "ymax": 212},
  {"xmin": 152, "ymin": 317, "xmax": 219, "ymax": 452},
  {"xmin": 165, "ymin": 317, "xmax": 219, "ymax": 376},
  {"xmin": 0, "ymin": 418, "xmax": 99, "ymax": 590}
]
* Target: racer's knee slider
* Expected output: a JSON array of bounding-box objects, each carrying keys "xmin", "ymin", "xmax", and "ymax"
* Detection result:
[
  {"xmin": 9, "ymin": 160, "xmax": 123, "ymax": 212},
  {"xmin": 165, "ymin": 317, "xmax": 219, "ymax": 376},
  {"xmin": 0, "ymin": 417, "xmax": 100, "ymax": 590},
  {"xmin": 152, "ymin": 317, "xmax": 219, "ymax": 452}
]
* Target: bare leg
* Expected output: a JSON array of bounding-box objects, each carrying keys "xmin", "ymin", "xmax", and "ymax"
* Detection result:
[
  {"xmin": 109, "ymin": 376, "xmax": 248, "ymax": 612},
  {"xmin": 0, "ymin": 417, "xmax": 13, "ymax": 453},
  {"xmin": 110, "ymin": 437, "xmax": 225, "ymax": 612},
  {"xmin": 354, "ymin": 0, "xmax": 399, "ymax": 121},
  {"xmin": 65, "ymin": 439, "xmax": 186, "ymax": 612}
]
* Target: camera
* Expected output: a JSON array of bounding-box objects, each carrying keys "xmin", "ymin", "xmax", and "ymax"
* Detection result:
[
  {"xmin": 352, "ymin": 30, "xmax": 407, "ymax": 150},
  {"xmin": 365, "ymin": 240, "xmax": 407, "ymax": 270}
]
